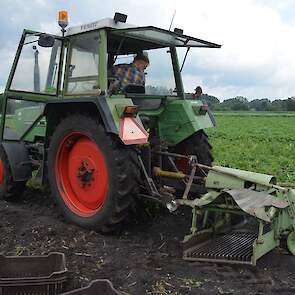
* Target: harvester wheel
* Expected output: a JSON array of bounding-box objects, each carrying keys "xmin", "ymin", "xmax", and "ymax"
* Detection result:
[
  {"xmin": 0, "ymin": 145, "xmax": 26, "ymax": 201},
  {"xmin": 48, "ymin": 114, "xmax": 140, "ymax": 232},
  {"xmin": 174, "ymin": 130, "xmax": 213, "ymax": 176}
]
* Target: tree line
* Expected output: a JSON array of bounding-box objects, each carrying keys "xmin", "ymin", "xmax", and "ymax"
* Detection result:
[
  {"xmin": 201, "ymin": 95, "xmax": 295, "ymax": 112},
  {"xmin": 1, "ymin": 88, "xmax": 295, "ymax": 113}
]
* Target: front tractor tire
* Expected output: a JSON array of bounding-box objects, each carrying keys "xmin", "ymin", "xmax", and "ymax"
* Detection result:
[
  {"xmin": 0, "ymin": 145, "xmax": 26, "ymax": 201},
  {"xmin": 48, "ymin": 114, "xmax": 139, "ymax": 232}
]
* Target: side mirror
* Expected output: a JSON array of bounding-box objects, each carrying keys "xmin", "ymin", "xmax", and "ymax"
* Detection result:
[{"xmin": 38, "ymin": 34, "xmax": 55, "ymax": 48}]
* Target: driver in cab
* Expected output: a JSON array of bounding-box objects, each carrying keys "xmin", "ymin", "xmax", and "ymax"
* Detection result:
[{"xmin": 109, "ymin": 53, "xmax": 149, "ymax": 94}]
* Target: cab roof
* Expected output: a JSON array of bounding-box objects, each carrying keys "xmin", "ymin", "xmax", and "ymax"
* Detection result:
[{"xmin": 66, "ymin": 18, "xmax": 221, "ymax": 50}]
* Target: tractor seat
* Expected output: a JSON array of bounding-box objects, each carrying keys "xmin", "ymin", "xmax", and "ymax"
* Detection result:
[
  {"xmin": 131, "ymin": 98, "xmax": 162, "ymax": 110},
  {"xmin": 124, "ymin": 85, "xmax": 162, "ymax": 110}
]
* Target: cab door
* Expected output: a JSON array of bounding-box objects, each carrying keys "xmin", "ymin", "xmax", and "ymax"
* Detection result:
[{"xmin": 1, "ymin": 31, "xmax": 63, "ymax": 142}]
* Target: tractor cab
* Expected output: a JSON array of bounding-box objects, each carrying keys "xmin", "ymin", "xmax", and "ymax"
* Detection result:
[
  {"xmin": 65, "ymin": 17, "xmax": 221, "ymax": 100},
  {"xmin": 1, "ymin": 13, "xmax": 220, "ymax": 144}
]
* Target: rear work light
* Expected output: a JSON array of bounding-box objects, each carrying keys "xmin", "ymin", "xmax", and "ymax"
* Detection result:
[{"xmin": 114, "ymin": 12, "xmax": 128, "ymax": 24}]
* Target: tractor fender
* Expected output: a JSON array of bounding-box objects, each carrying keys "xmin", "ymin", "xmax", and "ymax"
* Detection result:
[
  {"xmin": 1, "ymin": 140, "xmax": 32, "ymax": 182},
  {"xmin": 44, "ymin": 95, "xmax": 118, "ymax": 134},
  {"xmin": 158, "ymin": 100, "xmax": 215, "ymax": 146},
  {"xmin": 42, "ymin": 96, "xmax": 123, "ymax": 184}
]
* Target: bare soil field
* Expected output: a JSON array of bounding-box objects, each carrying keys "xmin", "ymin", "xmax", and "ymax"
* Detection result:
[{"xmin": 1, "ymin": 188, "xmax": 295, "ymax": 294}]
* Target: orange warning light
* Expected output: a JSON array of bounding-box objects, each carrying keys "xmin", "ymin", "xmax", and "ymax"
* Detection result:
[{"xmin": 58, "ymin": 10, "xmax": 68, "ymax": 29}]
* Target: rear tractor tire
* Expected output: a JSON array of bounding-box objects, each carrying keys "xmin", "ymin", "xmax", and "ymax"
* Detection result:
[
  {"xmin": 0, "ymin": 145, "xmax": 26, "ymax": 201},
  {"xmin": 167, "ymin": 130, "xmax": 213, "ymax": 196},
  {"xmin": 48, "ymin": 114, "xmax": 140, "ymax": 232}
]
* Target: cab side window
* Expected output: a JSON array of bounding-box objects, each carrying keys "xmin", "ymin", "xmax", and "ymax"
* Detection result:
[
  {"xmin": 65, "ymin": 31, "xmax": 99, "ymax": 95},
  {"xmin": 10, "ymin": 34, "xmax": 61, "ymax": 94}
]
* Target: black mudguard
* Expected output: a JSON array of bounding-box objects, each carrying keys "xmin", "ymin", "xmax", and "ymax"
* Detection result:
[
  {"xmin": 1, "ymin": 141, "xmax": 32, "ymax": 182},
  {"xmin": 44, "ymin": 96, "xmax": 118, "ymax": 134}
]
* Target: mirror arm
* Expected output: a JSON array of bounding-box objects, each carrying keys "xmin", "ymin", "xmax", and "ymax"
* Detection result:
[{"xmin": 23, "ymin": 40, "xmax": 38, "ymax": 46}]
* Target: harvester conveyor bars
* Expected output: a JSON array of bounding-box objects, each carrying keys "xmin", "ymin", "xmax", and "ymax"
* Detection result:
[{"xmin": 184, "ymin": 231, "xmax": 258, "ymax": 265}]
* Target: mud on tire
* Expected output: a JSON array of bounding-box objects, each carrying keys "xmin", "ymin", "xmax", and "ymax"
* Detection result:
[{"xmin": 48, "ymin": 114, "xmax": 140, "ymax": 232}]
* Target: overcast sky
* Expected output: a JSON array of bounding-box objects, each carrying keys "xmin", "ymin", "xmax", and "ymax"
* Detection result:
[{"xmin": 1, "ymin": 0, "xmax": 295, "ymax": 100}]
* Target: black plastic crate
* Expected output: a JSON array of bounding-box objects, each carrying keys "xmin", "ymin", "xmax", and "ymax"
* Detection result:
[
  {"xmin": 61, "ymin": 280, "xmax": 121, "ymax": 295},
  {"xmin": 0, "ymin": 252, "xmax": 67, "ymax": 295}
]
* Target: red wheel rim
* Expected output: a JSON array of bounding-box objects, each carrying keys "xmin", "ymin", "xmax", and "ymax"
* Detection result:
[
  {"xmin": 55, "ymin": 132, "xmax": 109, "ymax": 217},
  {"xmin": 0, "ymin": 159, "xmax": 4, "ymax": 185}
]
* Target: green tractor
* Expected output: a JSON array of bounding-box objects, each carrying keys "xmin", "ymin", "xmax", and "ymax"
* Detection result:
[
  {"xmin": 0, "ymin": 12, "xmax": 219, "ymax": 231},
  {"xmin": 2, "ymin": 12, "xmax": 295, "ymax": 265}
]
